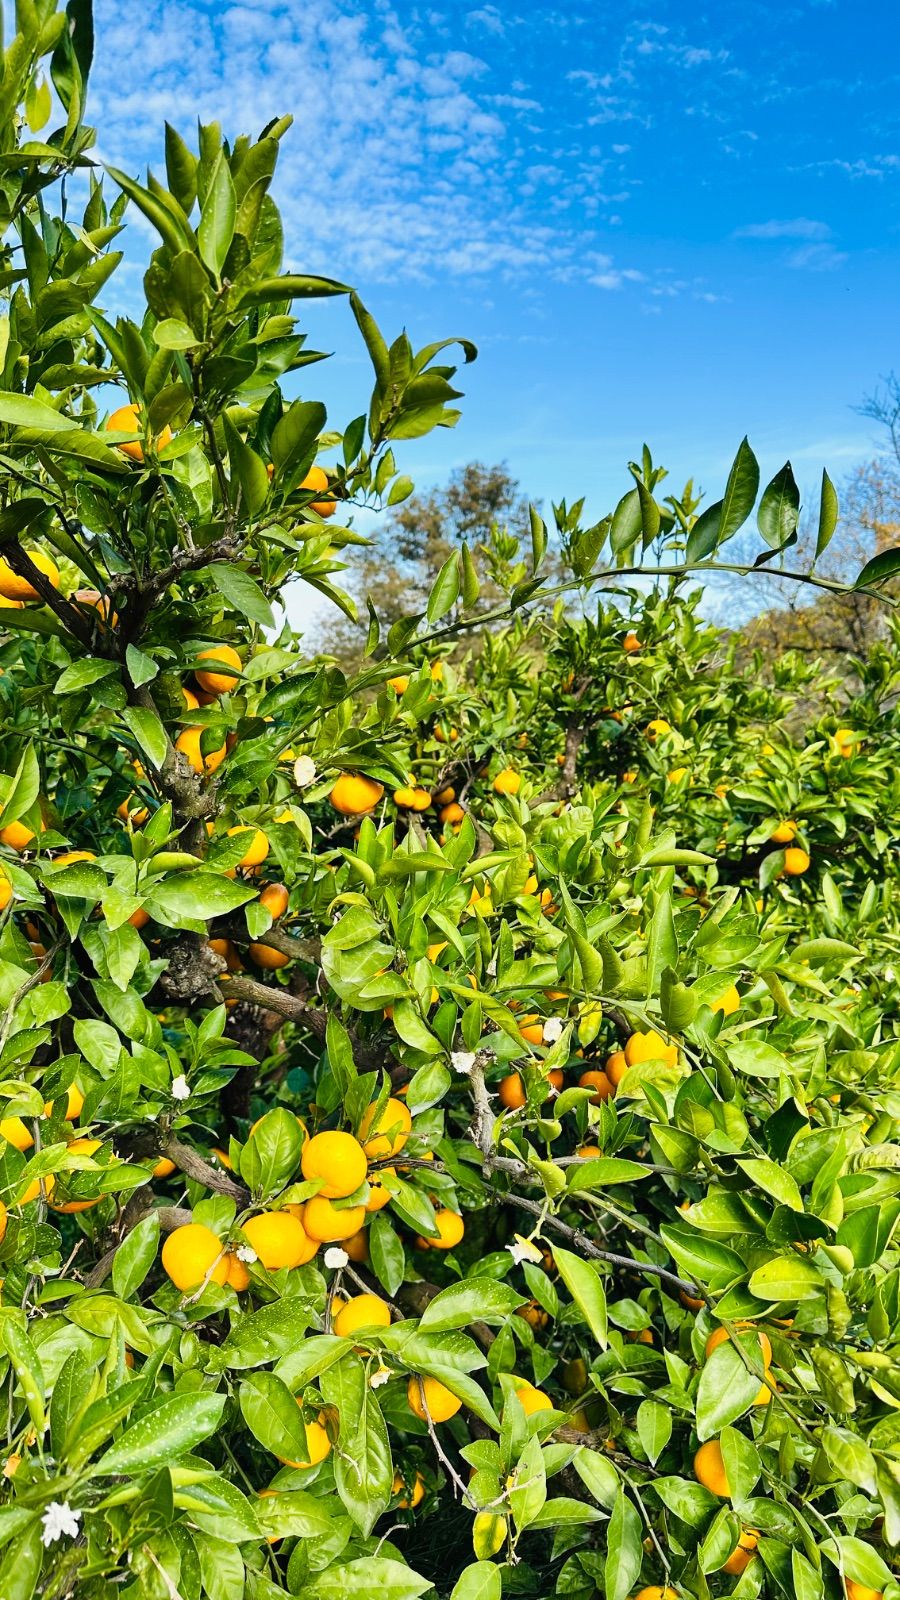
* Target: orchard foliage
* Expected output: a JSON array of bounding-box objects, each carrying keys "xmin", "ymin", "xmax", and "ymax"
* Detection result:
[{"xmin": 0, "ymin": 4, "xmax": 900, "ymax": 1599}]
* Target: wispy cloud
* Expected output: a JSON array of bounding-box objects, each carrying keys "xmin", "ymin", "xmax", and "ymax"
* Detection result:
[
  {"xmin": 786, "ymin": 242, "xmax": 848, "ymax": 271},
  {"xmin": 734, "ymin": 217, "xmax": 831, "ymax": 239}
]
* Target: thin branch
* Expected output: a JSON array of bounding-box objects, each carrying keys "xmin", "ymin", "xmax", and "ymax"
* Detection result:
[{"xmin": 509, "ymin": 1193, "xmax": 706, "ymax": 1302}]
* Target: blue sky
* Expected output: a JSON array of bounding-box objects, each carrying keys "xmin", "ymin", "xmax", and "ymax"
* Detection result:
[{"xmin": 89, "ymin": 0, "xmax": 898, "ymax": 577}]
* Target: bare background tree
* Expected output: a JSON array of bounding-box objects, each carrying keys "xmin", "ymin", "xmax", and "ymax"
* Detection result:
[{"xmin": 312, "ymin": 462, "xmax": 532, "ymax": 667}]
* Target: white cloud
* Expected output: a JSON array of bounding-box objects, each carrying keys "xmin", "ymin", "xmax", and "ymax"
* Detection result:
[
  {"xmin": 734, "ymin": 218, "xmax": 831, "ymax": 240},
  {"xmin": 87, "ymin": 0, "xmax": 664, "ymax": 300},
  {"xmin": 786, "ymin": 242, "xmax": 848, "ymax": 271}
]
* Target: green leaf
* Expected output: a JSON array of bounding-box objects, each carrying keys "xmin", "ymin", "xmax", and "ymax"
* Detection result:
[
  {"xmin": 0, "ymin": 1521, "xmax": 42, "ymax": 1600},
  {"xmin": 748, "ymin": 1255, "xmax": 824, "ymax": 1302},
  {"xmin": 239, "ymin": 1371, "xmax": 309, "ymax": 1459},
  {"xmin": 509, "ymin": 1432, "xmax": 546, "ymax": 1532},
  {"xmin": 55, "ymin": 658, "xmax": 118, "ymax": 695},
  {"xmin": 736, "ymin": 1156, "xmax": 803, "ymax": 1211},
  {"xmin": 112, "ymin": 1211, "xmax": 160, "ymax": 1301},
  {"xmin": 153, "ymin": 317, "xmax": 199, "ymax": 349},
  {"xmin": 604, "ymin": 1489, "xmax": 643, "ymax": 1600},
  {"xmin": 235, "ymin": 273, "xmax": 350, "ymax": 309},
  {"xmin": 125, "ymin": 644, "xmax": 158, "ymax": 688},
  {"xmin": 427, "ymin": 551, "xmax": 460, "ymax": 623},
  {"xmin": 757, "ymin": 461, "xmax": 800, "ymax": 549},
  {"xmin": 198, "ymin": 151, "xmax": 236, "ymax": 278},
  {"xmin": 95, "ymin": 1391, "xmax": 226, "ymax": 1473},
  {"xmin": 419, "ymin": 1279, "xmax": 525, "ymax": 1332},
  {"xmin": 121, "ymin": 705, "xmax": 168, "ymax": 771},
  {"xmin": 209, "ymin": 562, "xmax": 274, "ymax": 627},
  {"xmin": 0, "ymin": 391, "xmax": 71, "ymax": 431},
  {"xmin": 450, "ymin": 1563, "xmax": 502, "ymax": 1600},
  {"xmin": 816, "ymin": 467, "xmax": 839, "ymax": 558},
  {"xmin": 298, "ymin": 1557, "xmax": 431, "ymax": 1600},
  {"xmin": 0, "ymin": 742, "xmax": 40, "ymax": 828},
  {"xmin": 567, "ymin": 1157, "xmax": 651, "ymax": 1194},
  {"xmin": 719, "ymin": 436, "xmax": 760, "ymax": 542},
  {"xmin": 636, "ymin": 1399, "xmax": 672, "ymax": 1463},
  {"xmin": 552, "ymin": 1245, "xmax": 607, "ymax": 1346},
  {"xmin": 696, "ymin": 1341, "xmax": 767, "ymax": 1440},
  {"xmin": 145, "ymin": 872, "xmax": 256, "ymax": 928},
  {"xmin": 573, "ymin": 1446, "xmax": 619, "ymax": 1508}
]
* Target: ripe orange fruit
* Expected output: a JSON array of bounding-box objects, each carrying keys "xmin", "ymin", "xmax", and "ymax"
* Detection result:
[
  {"xmin": 693, "ymin": 1438, "xmax": 730, "ymax": 1496},
  {"xmin": 577, "ymin": 1144, "xmax": 603, "ymax": 1159},
  {"xmin": 330, "ymin": 773, "xmax": 384, "ymax": 815},
  {"xmin": 393, "ymin": 1470, "xmax": 426, "ymax": 1508},
  {"xmin": 227, "ymin": 825, "xmax": 269, "ymax": 868},
  {"xmin": 512, "ymin": 1378, "xmax": 553, "ymax": 1415},
  {"xmin": 605, "ymin": 1050, "xmax": 627, "ymax": 1086},
  {"xmin": 74, "ymin": 588, "xmax": 118, "ymax": 630},
  {"xmin": 0, "ymin": 1117, "xmax": 33, "ymax": 1151},
  {"xmin": 0, "ymin": 819, "xmax": 39, "ymax": 851},
  {"xmin": 498, "ymin": 1073, "xmax": 526, "ymax": 1109},
  {"xmin": 633, "ymin": 1589, "xmax": 679, "ymax": 1600},
  {"xmin": 152, "ymin": 1157, "xmax": 176, "ymax": 1179},
  {"xmin": 225, "ymin": 1253, "xmax": 251, "ymax": 1291},
  {"xmin": 722, "ymin": 1530, "xmax": 758, "ymax": 1576},
  {"xmin": 259, "ymin": 882, "xmax": 289, "ymax": 919},
  {"xmin": 624, "ymin": 1030, "xmax": 678, "ymax": 1070},
  {"xmin": 343, "ymin": 1226, "xmax": 370, "ymax": 1261},
  {"xmin": 517, "ymin": 1299, "xmax": 549, "ymax": 1329},
  {"xmin": 249, "ymin": 942, "xmax": 290, "ymax": 969},
  {"xmin": 0, "ymin": 867, "xmax": 10, "ymax": 911},
  {"xmin": 388, "ymin": 675, "xmax": 409, "ymax": 694},
  {"xmin": 364, "ymin": 1166, "xmax": 395, "ymax": 1213},
  {"xmin": 770, "ymin": 819, "xmax": 797, "ymax": 844},
  {"xmin": 175, "ymin": 727, "xmax": 226, "ymax": 775},
  {"xmin": 579, "ymin": 1069, "xmax": 613, "ymax": 1103},
  {"xmin": 646, "ymin": 718, "xmax": 671, "ymax": 740},
  {"xmin": 519, "ymin": 1014, "xmax": 544, "ymax": 1046},
  {"xmin": 407, "ymin": 1374, "xmax": 462, "ymax": 1423},
  {"xmin": 44, "ymin": 1084, "xmax": 84, "ymax": 1120},
  {"xmin": 439, "ymin": 802, "xmax": 466, "ymax": 825},
  {"xmin": 106, "ymin": 402, "xmax": 172, "ymax": 462},
  {"xmin": 300, "ymin": 464, "xmax": 335, "ymax": 517},
  {"xmin": 493, "ymin": 767, "xmax": 520, "ymax": 796},
  {"xmin": 711, "ymin": 984, "xmax": 740, "ymax": 1017},
  {"xmin": 359, "ymin": 1097, "xmax": 412, "ymax": 1159},
  {"xmin": 18, "ymin": 1174, "xmax": 55, "ymax": 1205},
  {"xmin": 118, "ymin": 794, "xmax": 149, "ymax": 826},
  {"xmin": 301, "ymin": 1197, "xmax": 366, "ymax": 1242},
  {"xmin": 161, "ymin": 1223, "xmax": 228, "ymax": 1291},
  {"xmin": 194, "ymin": 644, "xmax": 242, "ymax": 695},
  {"xmin": 209, "ymin": 937, "xmax": 242, "ymax": 972},
  {"xmin": 279, "ymin": 1414, "xmax": 332, "ymax": 1468},
  {"xmin": 417, "ymin": 1209, "xmax": 464, "ymax": 1251},
  {"xmin": 302, "ymin": 1130, "xmax": 367, "ymax": 1198},
  {"xmin": 0, "ymin": 548, "xmax": 59, "ymax": 602},
  {"xmin": 782, "ymin": 846, "xmax": 810, "ymax": 876},
  {"xmin": 845, "ymin": 1582, "xmax": 883, "ymax": 1600},
  {"xmin": 623, "ymin": 631, "xmax": 641, "ymax": 652},
  {"xmin": 242, "ymin": 1210, "xmax": 317, "ymax": 1269},
  {"xmin": 667, "ymin": 767, "xmax": 689, "ymax": 784},
  {"xmin": 333, "ymin": 1293, "xmax": 391, "ymax": 1338},
  {"xmin": 434, "ymin": 787, "xmax": 455, "ymax": 805}
]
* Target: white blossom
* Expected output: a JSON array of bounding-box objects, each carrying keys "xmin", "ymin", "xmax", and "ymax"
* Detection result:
[
  {"xmin": 171, "ymin": 1075, "xmax": 190, "ymax": 1101},
  {"xmin": 41, "ymin": 1503, "xmax": 81, "ymax": 1547},
  {"xmin": 451, "ymin": 1051, "xmax": 476, "ymax": 1075},
  {"xmin": 369, "ymin": 1364, "xmax": 393, "ymax": 1388},
  {"xmin": 885, "ymin": 966, "xmax": 896, "ymax": 983},
  {"xmin": 324, "ymin": 1247, "xmax": 348, "ymax": 1269},
  {"xmin": 543, "ymin": 1017, "xmax": 564, "ymax": 1043},
  {"xmin": 506, "ymin": 1232, "xmax": 543, "ymax": 1266},
  {"xmin": 486, "ymin": 957, "xmax": 497, "ymax": 977},
  {"xmin": 293, "ymin": 755, "xmax": 316, "ymax": 788},
  {"xmin": 236, "ymin": 1245, "xmax": 256, "ymax": 1263}
]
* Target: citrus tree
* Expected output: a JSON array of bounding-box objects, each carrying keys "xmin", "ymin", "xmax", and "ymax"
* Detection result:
[{"xmin": 1, "ymin": 6, "xmax": 900, "ymax": 1600}]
